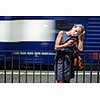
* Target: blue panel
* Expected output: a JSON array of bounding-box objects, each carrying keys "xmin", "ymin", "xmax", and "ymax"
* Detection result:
[{"xmin": 0, "ymin": 16, "xmax": 100, "ymax": 66}]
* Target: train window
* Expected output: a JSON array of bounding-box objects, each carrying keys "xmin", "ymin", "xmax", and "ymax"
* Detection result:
[{"xmin": 22, "ymin": 20, "xmax": 55, "ymax": 41}]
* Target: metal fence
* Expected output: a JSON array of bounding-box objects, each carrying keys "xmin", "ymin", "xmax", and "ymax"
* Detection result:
[{"xmin": 0, "ymin": 50, "xmax": 100, "ymax": 83}]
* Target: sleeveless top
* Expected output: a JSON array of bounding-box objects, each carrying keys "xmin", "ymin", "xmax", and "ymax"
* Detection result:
[{"xmin": 60, "ymin": 31, "xmax": 78, "ymax": 52}]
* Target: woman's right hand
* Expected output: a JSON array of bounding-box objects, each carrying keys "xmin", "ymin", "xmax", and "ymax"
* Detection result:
[{"xmin": 55, "ymin": 39, "xmax": 75, "ymax": 51}]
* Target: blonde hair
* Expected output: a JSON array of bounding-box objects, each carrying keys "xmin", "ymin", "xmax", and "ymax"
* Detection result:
[{"xmin": 74, "ymin": 24, "xmax": 85, "ymax": 35}]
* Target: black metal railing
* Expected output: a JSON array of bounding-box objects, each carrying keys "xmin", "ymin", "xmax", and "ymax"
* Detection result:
[{"xmin": 0, "ymin": 50, "xmax": 100, "ymax": 83}]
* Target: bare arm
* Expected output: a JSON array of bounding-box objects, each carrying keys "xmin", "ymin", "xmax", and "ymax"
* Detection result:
[
  {"xmin": 55, "ymin": 31, "xmax": 75, "ymax": 51},
  {"xmin": 78, "ymin": 34, "xmax": 85, "ymax": 51}
]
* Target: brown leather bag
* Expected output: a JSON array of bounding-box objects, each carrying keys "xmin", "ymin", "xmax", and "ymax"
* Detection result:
[{"xmin": 73, "ymin": 55, "xmax": 84, "ymax": 70}]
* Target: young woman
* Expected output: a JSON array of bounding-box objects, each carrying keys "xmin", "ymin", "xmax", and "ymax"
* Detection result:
[{"xmin": 54, "ymin": 24, "xmax": 85, "ymax": 83}]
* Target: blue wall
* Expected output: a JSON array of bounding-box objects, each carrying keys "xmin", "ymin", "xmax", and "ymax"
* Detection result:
[{"xmin": 0, "ymin": 16, "xmax": 100, "ymax": 65}]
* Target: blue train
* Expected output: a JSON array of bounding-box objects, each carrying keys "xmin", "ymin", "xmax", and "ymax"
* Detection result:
[{"xmin": 0, "ymin": 16, "xmax": 100, "ymax": 69}]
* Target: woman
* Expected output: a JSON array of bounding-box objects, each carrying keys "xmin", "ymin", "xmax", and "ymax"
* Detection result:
[{"xmin": 54, "ymin": 24, "xmax": 85, "ymax": 83}]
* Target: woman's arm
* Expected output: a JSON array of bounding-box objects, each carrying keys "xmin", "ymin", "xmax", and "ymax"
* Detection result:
[
  {"xmin": 55, "ymin": 31, "xmax": 75, "ymax": 51},
  {"xmin": 78, "ymin": 34, "xmax": 85, "ymax": 51}
]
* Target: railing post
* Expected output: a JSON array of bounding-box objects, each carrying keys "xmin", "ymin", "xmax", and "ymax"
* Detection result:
[
  {"xmin": 90, "ymin": 52, "xmax": 93, "ymax": 83},
  {"xmin": 25, "ymin": 51, "xmax": 27, "ymax": 83},
  {"xmin": 39, "ymin": 51, "xmax": 42, "ymax": 83},
  {"xmin": 18, "ymin": 51, "xmax": 20, "ymax": 83},
  {"xmin": 97, "ymin": 52, "xmax": 100, "ymax": 83},
  {"xmin": 83, "ymin": 53, "xmax": 85, "ymax": 83},
  {"xmin": 76, "ymin": 54, "xmax": 79, "ymax": 83},
  {"xmin": 32, "ymin": 51, "xmax": 35, "ymax": 83},
  {"xmin": 47, "ymin": 51, "xmax": 49, "ymax": 83},
  {"xmin": 4, "ymin": 55, "xmax": 6, "ymax": 83},
  {"xmin": 11, "ymin": 53, "xmax": 13, "ymax": 83}
]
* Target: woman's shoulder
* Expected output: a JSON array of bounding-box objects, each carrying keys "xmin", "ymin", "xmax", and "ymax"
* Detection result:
[
  {"xmin": 57, "ymin": 31, "xmax": 63, "ymax": 37},
  {"xmin": 58, "ymin": 31, "xmax": 63, "ymax": 34},
  {"xmin": 58, "ymin": 31, "xmax": 66, "ymax": 35}
]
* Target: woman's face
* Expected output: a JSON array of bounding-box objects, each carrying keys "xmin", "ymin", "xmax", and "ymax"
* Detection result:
[{"xmin": 71, "ymin": 25, "xmax": 82, "ymax": 36}]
